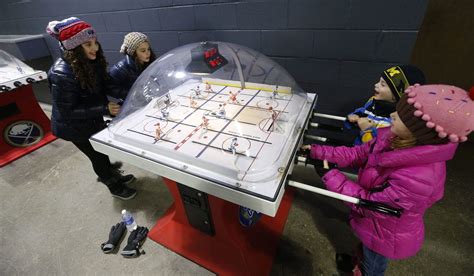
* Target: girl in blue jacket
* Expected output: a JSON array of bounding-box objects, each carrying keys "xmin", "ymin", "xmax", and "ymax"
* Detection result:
[
  {"xmin": 110, "ymin": 32, "xmax": 157, "ymax": 92},
  {"xmin": 46, "ymin": 17, "xmax": 136, "ymax": 200}
]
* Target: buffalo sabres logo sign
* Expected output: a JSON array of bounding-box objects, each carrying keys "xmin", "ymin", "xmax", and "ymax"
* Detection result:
[{"xmin": 3, "ymin": 121, "xmax": 44, "ymax": 147}]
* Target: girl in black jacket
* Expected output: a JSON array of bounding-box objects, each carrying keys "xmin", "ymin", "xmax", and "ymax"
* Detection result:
[
  {"xmin": 46, "ymin": 17, "xmax": 136, "ymax": 200},
  {"xmin": 110, "ymin": 32, "xmax": 157, "ymax": 91}
]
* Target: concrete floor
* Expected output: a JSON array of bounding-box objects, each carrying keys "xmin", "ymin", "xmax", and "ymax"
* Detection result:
[{"xmin": 1, "ymin": 91, "xmax": 474, "ymax": 275}]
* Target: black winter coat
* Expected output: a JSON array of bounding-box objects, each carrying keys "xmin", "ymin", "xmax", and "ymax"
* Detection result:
[
  {"xmin": 48, "ymin": 58, "xmax": 127, "ymax": 142},
  {"xmin": 109, "ymin": 55, "xmax": 141, "ymax": 92}
]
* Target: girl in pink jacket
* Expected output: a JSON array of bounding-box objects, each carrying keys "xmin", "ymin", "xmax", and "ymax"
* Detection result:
[{"xmin": 302, "ymin": 84, "xmax": 474, "ymax": 275}]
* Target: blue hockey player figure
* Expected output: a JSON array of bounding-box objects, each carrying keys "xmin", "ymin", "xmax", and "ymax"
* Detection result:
[
  {"xmin": 271, "ymin": 85, "xmax": 278, "ymax": 99},
  {"xmin": 217, "ymin": 103, "xmax": 226, "ymax": 118},
  {"xmin": 192, "ymin": 85, "xmax": 202, "ymax": 97},
  {"xmin": 161, "ymin": 107, "xmax": 169, "ymax": 119},
  {"xmin": 163, "ymin": 94, "xmax": 171, "ymax": 106},
  {"xmin": 228, "ymin": 137, "xmax": 238, "ymax": 155}
]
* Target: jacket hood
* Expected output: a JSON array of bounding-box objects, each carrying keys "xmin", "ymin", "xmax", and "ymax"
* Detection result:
[{"xmin": 367, "ymin": 128, "xmax": 458, "ymax": 168}]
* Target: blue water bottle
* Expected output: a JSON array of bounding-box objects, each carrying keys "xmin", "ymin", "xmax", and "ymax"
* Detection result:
[{"xmin": 239, "ymin": 206, "xmax": 262, "ymax": 227}]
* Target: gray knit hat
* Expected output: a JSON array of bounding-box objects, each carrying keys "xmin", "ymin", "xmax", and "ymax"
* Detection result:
[{"xmin": 120, "ymin": 32, "xmax": 149, "ymax": 56}]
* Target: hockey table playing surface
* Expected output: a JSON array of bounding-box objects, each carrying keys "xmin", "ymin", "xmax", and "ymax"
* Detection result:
[{"xmin": 91, "ymin": 79, "xmax": 315, "ymax": 216}]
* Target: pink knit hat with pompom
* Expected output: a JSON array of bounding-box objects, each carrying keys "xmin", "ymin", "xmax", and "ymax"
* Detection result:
[{"xmin": 397, "ymin": 84, "xmax": 474, "ymax": 144}]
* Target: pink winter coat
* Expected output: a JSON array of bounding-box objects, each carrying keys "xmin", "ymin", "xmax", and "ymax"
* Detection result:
[{"xmin": 310, "ymin": 128, "xmax": 457, "ymax": 259}]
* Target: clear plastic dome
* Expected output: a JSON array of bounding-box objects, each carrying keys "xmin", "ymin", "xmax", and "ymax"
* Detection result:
[
  {"xmin": 0, "ymin": 49, "xmax": 47, "ymax": 91},
  {"xmin": 106, "ymin": 42, "xmax": 310, "ymax": 195}
]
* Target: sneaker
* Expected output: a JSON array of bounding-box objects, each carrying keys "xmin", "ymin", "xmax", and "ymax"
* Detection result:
[
  {"xmin": 117, "ymin": 173, "xmax": 136, "ymax": 185},
  {"xmin": 112, "ymin": 169, "xmax": 136, "ymax": 185},
  {"xmin": 110, "ymin": 186, "xmax": 137, "ymax": 200}
]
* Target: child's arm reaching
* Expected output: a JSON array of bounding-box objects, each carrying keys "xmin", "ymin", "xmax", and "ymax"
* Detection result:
[
  {"xmin": 321, "ymin": 168, "xmax": 430, "ymax": 218},
  {"xmin": 305, "ymin": 139, "xmax": 374, "ymax": 169}
]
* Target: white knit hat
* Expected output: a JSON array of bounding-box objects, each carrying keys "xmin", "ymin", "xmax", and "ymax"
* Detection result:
[{"xmin": 120, "ymin": 32, "xmax": 149, "ymax": 56}]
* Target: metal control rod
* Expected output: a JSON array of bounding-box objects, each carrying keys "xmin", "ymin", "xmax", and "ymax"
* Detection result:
[
  {"xmin": 305, "ymin": 134, "xmax": 328, "ymax": 143},
  {"xmin": 296, "ymin": 155, "xmax": 356, "ymax": 180},
  {"xmin": 304, "ymin": 134, "xmax": 352, "ymax": 147},
  {"xmin": 310, "ymin": 122, "xmax": 344, "ymax": 132},
  {"xmin": 288, "ymin": 180, "xmax": 402, "ymax": 217},
  {"xmin": 313, "ymin": 112, "xmax": 346, "ymax": 121}
]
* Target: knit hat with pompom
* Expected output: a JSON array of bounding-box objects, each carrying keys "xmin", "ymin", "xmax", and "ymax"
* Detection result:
[{"xmin": 46, "ymin": 17, "xmax": 96, "ymax": 50}]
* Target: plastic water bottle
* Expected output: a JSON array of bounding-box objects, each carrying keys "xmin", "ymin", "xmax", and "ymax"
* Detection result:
[
  {"xmin": 238, "ymin": 206, "xmax": 262, "ymax": 227},
  {"xmin": 121, "ymin": 209, "xmax": 137, "ymax": 232}
]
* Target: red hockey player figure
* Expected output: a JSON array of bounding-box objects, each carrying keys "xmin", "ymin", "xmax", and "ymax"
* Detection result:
[
  {"xmin": 268, "ymin": 106, "xmax": 279, "ymax": 131},
  {"xmin": 189, "ymin": 94, "xmax": 198, "ymax": 108},
  {"xmin": 154, "ymin": 122, "xmax": 161, "ymax": 140},
  {"xmin": 204, "ymin": 82, "xmax": 214, "ymax": 92},
  {"xmin": 228, "ymin": 90, "xmax": 238, "ymax": 104},
  {"xmin": 202, "ymin": 115, "xmax": 210, "ymax": 132},
  {"xmin": 269, "ymin": 106, "xmax": 278, "ymax": 121}
]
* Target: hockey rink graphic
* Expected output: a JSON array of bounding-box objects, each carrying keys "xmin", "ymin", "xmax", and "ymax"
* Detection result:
[{"xmin": 111, "ymin": 79, "xmax": 299, "ymax": 182}]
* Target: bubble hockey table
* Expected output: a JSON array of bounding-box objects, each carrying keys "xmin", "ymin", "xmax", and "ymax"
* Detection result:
[
  {"xmin": 91, "ymin": 78, "xmax": 316, "ymax": 275},
  {"xmin": 0, "ymin": 50, "xmax": 55, "ymax": 167}
]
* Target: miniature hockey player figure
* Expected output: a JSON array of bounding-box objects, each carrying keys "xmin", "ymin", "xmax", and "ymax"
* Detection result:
[
  {"xmin": 163, "ymin": 94, "xmax": 171, "ymax": 106},
  {"xmin": 228, "ymin": 90, "xmax": 238, "ymax": 104},
  {"xmin": 192, "ymin": 85, "xmax": 202, "ymax": 97},
  {"xmin": 202, "ymin": 116, "xmax": 209, "ymax": 132},
  {"xmin": 229, "ymin": 137, "xmax": 238, "ymax": 155},
  {"xmin": 204, "ymin": 82, "xmax": 213, "ymax": 92},
  {"xmin": 268, "ymin": 106, "xmax": 278, "ymax": 131},
  {"xmin": 189, "ymin": 94, "xmax": 198, "ymax": 108},
  {"xmin": 269, "ymin": 106, "xmax": 278, "ymax": 121},
  {"xmin": 271, "ymin": 85, "xmax": 278, "ymax": 99},
  {"xmin": 154, "ymin": 122, "xmax": 161, "ymax": 140},
  {"xmin": 161, "ymin": 106, "xmax": 169, "ymax": 119},
  {"xmin": 217, "ymin": 103, "xmax": 226, "ymax": 118}
]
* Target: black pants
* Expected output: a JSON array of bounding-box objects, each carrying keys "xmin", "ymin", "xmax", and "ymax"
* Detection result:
[{"xmin": 72, "ymin": 140, "xmax": 113, "ymax": 181}]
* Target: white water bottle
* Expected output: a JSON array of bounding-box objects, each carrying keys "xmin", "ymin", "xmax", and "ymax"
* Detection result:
[{"xmin": 121, "ymin": 209, "xmax": 137, "ymax": 232}]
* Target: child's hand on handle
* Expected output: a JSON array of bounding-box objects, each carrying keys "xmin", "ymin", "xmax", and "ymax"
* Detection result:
[
  {"xmin": 108, "ymin": 102, "xmax": 121, "ymax": 116},
  {"xmin": 347, "ymin": 114, "xmax": 359, "ymax": 123},
  {"xmin": 357, "ymin": 117, "xmax": 373, "ymax": 131},
  {"xmin": 301, "ymin": 144, "xmax": 311, "ymax": 151},
  {"xmin": 323, "ymin": 160, "xmax": 329, "ymax": 169}
]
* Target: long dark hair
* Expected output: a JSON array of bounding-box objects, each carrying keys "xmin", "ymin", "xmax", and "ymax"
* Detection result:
[
  {"xmin": 63, "ymin": 42, "xmax": 108, "ymax": 90},
  {"xmin": 133, "ymin": 48, "xmax": 157, "ymax": 73}
]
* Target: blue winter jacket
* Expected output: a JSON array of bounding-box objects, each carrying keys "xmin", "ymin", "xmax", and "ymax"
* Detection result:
[
  {"xmin": 47, "ymin": 58, "xmax": 127, "ymax": 142},
  {"xmin": 109, "ymin": 55, "xmax": 141, "ymax": 92}
]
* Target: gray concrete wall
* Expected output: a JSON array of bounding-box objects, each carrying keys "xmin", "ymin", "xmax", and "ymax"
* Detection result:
[{"xmin": 0, "ymin": 0, "xmax": 428, "ymax": 115}]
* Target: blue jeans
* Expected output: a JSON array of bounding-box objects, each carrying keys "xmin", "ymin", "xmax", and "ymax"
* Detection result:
[{"xmin": 361, "ymin": 245, "xmax": 388, "ymax": 276}]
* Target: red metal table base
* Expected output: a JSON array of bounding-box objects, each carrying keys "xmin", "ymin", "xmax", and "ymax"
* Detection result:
[
  {"xmin": 148, "ymin": 178, "xmax": 294, "ymax": 275},
  {"xmin": 0, "ymin": 85, "xmax": 56, "ymax": 167}
]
